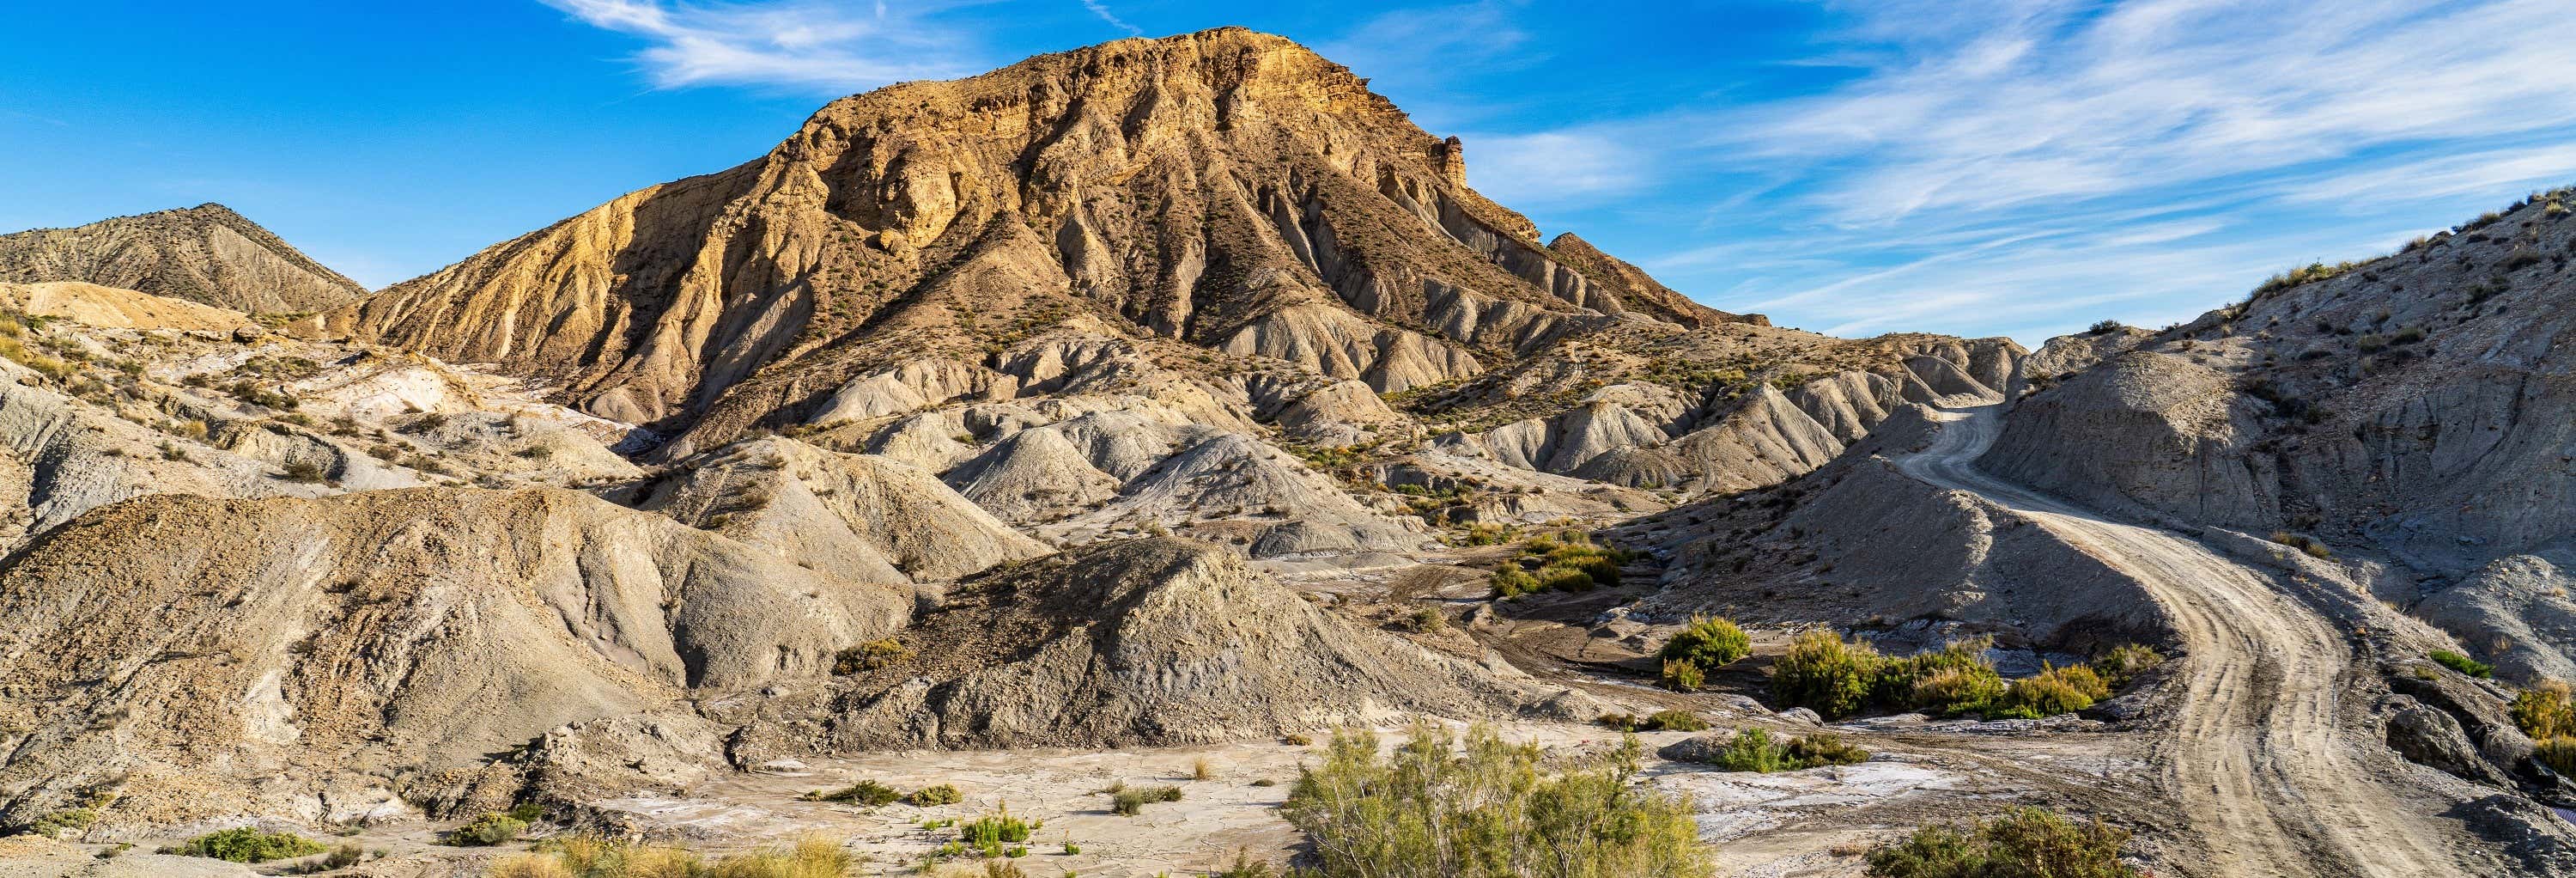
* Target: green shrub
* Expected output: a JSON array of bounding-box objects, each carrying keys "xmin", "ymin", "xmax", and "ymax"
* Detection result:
[
  {"xmin": 1489, "ymin": 566, "xmax": 1540, "ymax": 599},
  {"xmin": 1865, "ymin": 807, "xmax": 2139, "ymax": 877},
  {"xmin": 2432, "ymin": 649, "xmax": 2494, "ymax": 679},
  {"xmin": 2515, "ymin": 680, "xmax": 2576, "ymax": 740},
  {"xmin": 2093, "ymin": 643, "xmax": 2165, "ymax": 684},
  {"xmin": 833, "ymin": 638, "xmax": 911, "ymax": 674},
  {"xmin": 446, "ymin": 813, "xmax": 527, "ymax": 846},
  {"xmin": 1283, "ymin": 723, "xmax": 1710, "ymax": 877},
  {"xmin": 1660, "ymin": 658, "xmax": 1705, "ymax": 692},
  {"xmin": 957, "ymin": 805, "xmax": 1037, "ymax": 859},
  {"xmin": 905, "ymin": 783, "xmax": 963, "ymax": 807},
  {"xmin": 1773, "ymin": 630, "xmax": 1881, "ymax": 718},
  {"xmin": 1992, "ymin": 674, "xmax": 2095, "ymax": 720},
  {"xmin": 1706, "ymin": 729, "xmax": 1868, "ymax": 772},
  {"xmin": 1535, "ymin": 564, "xmax": 1598, "ymax": 593},
  {"xmin": 1906, "ymin": 666, "xmax": 2009, "ymax": 716},
  {"xmin": 172, "ymin": 827, "xmax": 328, "ymax": 863},
  {"xmin": 1785, "ymin": 731, "xmax": 1870, "ymax": 768},
  {"xmin": 805, "ymin": 778, "xmax": 901, "ymax": 806},
  {"xmin": 1660, "ymin": 616, "xmax": 1750, "ymax": 673},
  {"xmin": 1710, "ymin": 729, "xmax": 1795, "ymax": 773},
  {"xmin": 2538, "ymin": 738, "xmax": 2576, "ymax": 775}
]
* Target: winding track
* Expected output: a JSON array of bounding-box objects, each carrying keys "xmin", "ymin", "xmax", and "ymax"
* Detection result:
[{"xmin": 1893, "ymin": 403, "xmax": 2451, "ymax": 877}]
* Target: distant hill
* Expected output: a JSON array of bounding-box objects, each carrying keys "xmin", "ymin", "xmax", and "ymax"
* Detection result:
[{"xmin": 0, "ymin": 203, "xmax": 367, "ymax": 313}]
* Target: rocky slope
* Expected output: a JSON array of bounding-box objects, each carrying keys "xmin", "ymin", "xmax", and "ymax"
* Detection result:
[
  {"xmin": 304, "ymin": 28, "xmax": 1762, "ymax": 445},
  {"xmin": 1978, "ymin": 188, "xmax": 2576, "ymax": 681},
  {"xmin": 0, "ymin": 205, "xmax": 367, "ymax": 314}
]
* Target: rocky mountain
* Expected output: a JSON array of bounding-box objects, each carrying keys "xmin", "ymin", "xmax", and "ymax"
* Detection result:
[{"xmin": 0, "ymin": 204, "xmax": 367, "ymax": 314}]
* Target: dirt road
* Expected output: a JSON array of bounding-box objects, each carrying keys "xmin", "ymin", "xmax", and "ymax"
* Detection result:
[{"xmin": 1895, "ymin": 403, "xmax": 2456, "ymax": 877}]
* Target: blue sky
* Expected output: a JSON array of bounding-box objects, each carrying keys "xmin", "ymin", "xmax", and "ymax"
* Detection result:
[{"xmin": 6, "ymin": 1, "xmax": 2575, "ymax": 343}]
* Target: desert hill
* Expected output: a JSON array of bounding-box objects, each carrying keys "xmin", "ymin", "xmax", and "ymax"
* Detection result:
[{"xmin": 0, "ymin": 204, "xmax": 366, "ymax": 314}]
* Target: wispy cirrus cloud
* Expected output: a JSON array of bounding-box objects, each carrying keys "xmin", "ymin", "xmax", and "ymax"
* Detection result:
[
  {"xmin": 1078, "ymin": 0, "xmax": 1143, "ymax": 37},
  {"xmin": 541, "ymin": 0, "xmax": 983, "ymax": 92},
  {"xmin": 1484, "ymin": 0, "xmax": 2576, "ymax": 342}
]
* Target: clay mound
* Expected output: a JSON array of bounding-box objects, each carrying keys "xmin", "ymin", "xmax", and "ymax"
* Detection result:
[
  {"xmin": 646, "ymin": 437, "xmax": 1046, "ymax": 582},
  {"xmin": 1983, "ymin": 351, "xmax": 2275, "ymax": 527},
  {"xmin": 790, "ymin": 538, "xmax": 1583, "ymax": 749},
  {"xmin": 0, "ymin": 204, "xmax": 366, "ymax": 313},
  {"xmin": 0, "ymin": 488, "xmax": 906, "ymax": 828},
  {"xmin": 1631, "ymin": 408, "xmax": 2170, "ymax": 648},
  {"xmin": 945, "ymin": 424, "xmax": 1128, "ymax": 525},
  {"xmin": 1060, "ymin": 432, "xmax": 1424, "ymax": 555}
]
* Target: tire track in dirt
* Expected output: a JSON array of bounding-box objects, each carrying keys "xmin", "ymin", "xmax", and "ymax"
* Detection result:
[{"xmin": 1894, "ymin": 403, "xmax": 2452, "ymax": 878}]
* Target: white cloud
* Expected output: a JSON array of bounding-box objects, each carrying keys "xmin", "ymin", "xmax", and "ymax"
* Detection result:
[
  {"xmin": 542, "ymin": 0, "xmax": 981, "ymax": 92},
  {"xmin": 1460, "ymin": 130, "xmax": 1652, "ymax": 207},
  {"xmin": 1551, "ymin": 0, "xmax": 2576, "ymax": 342},
  {"xmin": 1743, "ymin": 0, "xmax": 2576, "ymax": 224},
  {"xmin": 1078, "ymin": 0, "xmax": 1143, "ymax": 37}
]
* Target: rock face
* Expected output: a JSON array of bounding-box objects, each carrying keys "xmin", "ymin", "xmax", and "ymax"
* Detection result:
[
  {"xmin": 310, "ymin": 27, "xmax": 1748, "ymax": 442},
  {"xmin": 0, "ymin": 204, "xmax": 367, "ymax": 313},
  {"xmin": 743, "ymin": 538, "xmax": 1577, "ymax": 752},
  {"xmin": 0, "ymin": 489, "xmax": 908, "ymax": 826}
]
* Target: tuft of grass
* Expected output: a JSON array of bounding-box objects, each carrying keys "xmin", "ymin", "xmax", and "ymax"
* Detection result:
[
  {"xmin": 1109, "ymin": 785, "xmax": 1183, "ymax": 816},
  {"xmin": 833, "ymin": 638, "xmax": 912, "ymax": 674},
  {"xmin": 2432, "ymin": 649, "xmax": 2494, "ymax": 679},
  {"xmin": 904, "ymin": 783, "xmax": 963, "ymax": 808},
  {"xmin": 446, "ymin": 812, "xmax": 527, "ymax": 846}
]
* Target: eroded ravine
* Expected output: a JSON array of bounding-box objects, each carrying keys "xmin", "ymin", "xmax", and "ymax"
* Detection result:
[{"xmin": 1894, "ymin": 404, "xmax": 2452, "ymax": 878}]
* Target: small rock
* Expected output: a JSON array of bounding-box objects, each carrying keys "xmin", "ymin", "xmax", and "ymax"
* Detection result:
[
  {"xmin": 1777, "ymin": 707, "xmax": 1822, "ymax": 725},
  {"xmin": 231, "ymin": 325, "xmax": 267, "ymax": 343}
]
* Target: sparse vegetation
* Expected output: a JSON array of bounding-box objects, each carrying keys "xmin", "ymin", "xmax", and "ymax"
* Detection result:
[
  {"xmin": 1773, "ymin": 632, "xmax": 2123, "ymax": 720},
  {"xmin": 1705, "ymin": 728, "xmax": 1869, "ymax": 772},
  {"xmin": 805, "ymin": 778, "xmax": 902, "ymax": 806},
  {"xmin": 2252, "ymin": 260, "xmax": 2364, "ymax": 298},
  {"xmin": 1109, "ymin": 785, "xmax": 1182, "ymax": 816},
  {"xmin": 1597, "ymin": 709, "xmax": 1710, "ymax": 733},
  {"xmin": 2432, "ymin": 649, "xmax": 2494, "ymax": 679},
  {"xmin": 446, "ymin": 812, "xmax": 528, "ymax": 846},
  {"xmin": 834, "ymin": 638, "xmax": 912, "ymax": 674},
  {"xmin": 1282, "ymin": 723, "xmax": 1711, "ymax": 877},
  {"xmin": 1488, "ymin": 531, "xmax": 1631, "ymax": 599},
  {"xmin": 1864, "ymin": 807, "xmax": 2140, "ymax": 877},
  {"xmin": 906, "ymin": 783, "xmax": 964, "ymax": 807},
  {"xmin": 170, "ymin": 827, "xmax": 328, "ymax": 863},
  {"xmin": 2267, "ymin": 531, "xmax": 2332, "ymax": 558},
  {"xmin": 2086, "ymin": 320, "xmax": 2124, "ymax": 335},
  {"xmin": 489, "ymin": 834, "xmax": 851, "ymax": 878}
]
